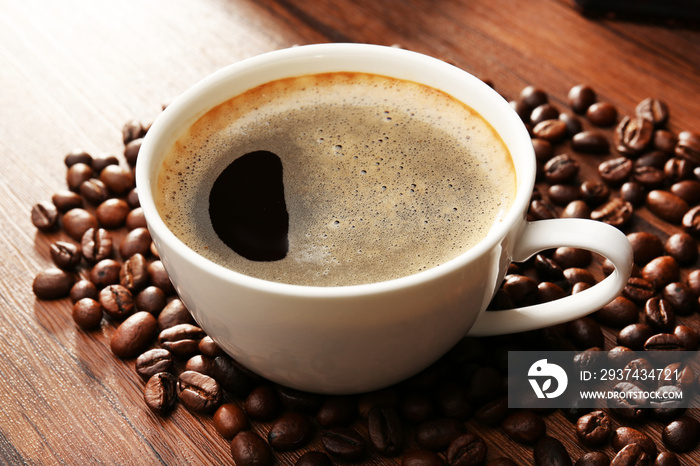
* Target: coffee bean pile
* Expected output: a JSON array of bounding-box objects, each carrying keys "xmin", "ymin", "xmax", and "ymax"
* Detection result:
[{"xmin": 30, "ymin": 85, "xmax": 700, "ymax": 465}]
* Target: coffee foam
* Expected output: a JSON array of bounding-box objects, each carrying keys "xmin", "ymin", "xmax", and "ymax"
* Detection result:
[{"xmin": 156, "ymin": 72, "xmax": 516, "ymax": 286}]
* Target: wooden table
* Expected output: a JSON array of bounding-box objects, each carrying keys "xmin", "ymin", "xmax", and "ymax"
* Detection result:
[{"xmin": 2, "ymin": 0, "xmax": 700, "ymax": 464}]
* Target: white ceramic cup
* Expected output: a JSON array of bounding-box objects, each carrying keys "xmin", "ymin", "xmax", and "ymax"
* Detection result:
[{"xmin": 136, "ymin": 43, "xmax": 633, "ymax": 394}]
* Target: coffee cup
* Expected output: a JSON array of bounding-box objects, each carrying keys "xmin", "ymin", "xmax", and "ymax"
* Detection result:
[{"xmin": 136, "ymin": 43, "xmax": 633, "ymax": 394}]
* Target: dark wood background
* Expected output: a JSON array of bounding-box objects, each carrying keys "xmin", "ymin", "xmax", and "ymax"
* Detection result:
[{"xmin": 2, "ymin": 0, "xmax": 700, "ymax": 464}]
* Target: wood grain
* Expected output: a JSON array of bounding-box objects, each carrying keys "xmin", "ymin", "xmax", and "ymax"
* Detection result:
[{"xmin": 1, "ymin": 0, "xmax": 699, "ymax": 464}]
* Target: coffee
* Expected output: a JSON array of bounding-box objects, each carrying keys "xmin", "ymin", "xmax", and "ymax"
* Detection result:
[{"xmin": 156, "ymin": 72, "xmax": 515, "ymax": 286}]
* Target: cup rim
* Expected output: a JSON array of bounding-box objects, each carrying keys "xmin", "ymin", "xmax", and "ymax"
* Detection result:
[{"xmin": 136, "ymin": 43, "xmax": 535, "ymax": 298}]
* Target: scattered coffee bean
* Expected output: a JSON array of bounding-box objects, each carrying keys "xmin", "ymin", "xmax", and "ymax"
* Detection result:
[
  {"xmin": 544, "ymin": 154, "xmax": 580, "ymax": 184},
  {"xmin": 31, "ymin": 201, "xmax": 59, "ymax": 231},
  {"xmin": 501, "ymin": 411, "xmax": 545, "ymax": 444},
  {"xmin": 230, "ymin": 430, "xmax": 273, "ymax": 466},
  {"xmin": 244, "ymin": 385, "xmax": 281, "ymax": 421},
  {"xmin": 662, "ymin": 416, "xmax": 700, "ymax": 453},
  {"xmin": 610, "ymin": 443, "xmax": 649, "ymax": 466},
  {"xmin": 675, "ymin": 130, "xmax": 700, "ymax": 164},
  {"xmin": 599, "ymin": 157, "xmax": 633, "ymax": 186},
  {"xmin": 213, "ymin": 402, "xmax": 249, "ymax": 440},
  {"xmin": 447, "ymin": 433, "xmax": 488, "ymax": 466},
  {"xmin": 268, "ymin": 411, "xmax": 314, "ymax": 451},
  {"xmin": 611, "ymin": 426, "xmax": 656, "ymax": 458},
  {"xmin": 576, "ymin": 411, "xmax": 612, "ymax": 446},
  {"xmin": 574, "ymin": 451, "xmax": 609, "ymax": 466},
  {"xmin": 401, "ymin": 449, "xmax": 446, "ymax": 466},
  {"xmin": 642, "ymin": 256, "xmax": 679, "ymax": 290},
  {"xmin": 416, "ymin": 418, "xmax": 466, "ymax": 451},
  {"xmin": 635, "ymin": 97, "xmax": 669, "ymax": 127},
  {"xmin": 158, "ymin": 323, "xmax": 205, "ymax": 356},
  {"xmin": 321, "ymin": 427, "xmax": 366, "ymax": 461},
  {"xmin": 586, "ymin": 101, "xmax": 617, "ymax": 127},
  {"xmin": 568, "ymin": 84, "xmax": 596, "ymax": 114},
  {"xmin": 79, "ymin": 178, "xmax": 109, "ymax": 205},
  {"xmin": 590, "ymin": 198, "xmax": 633, "ymax": 227},
  {"xmin": 70, "ymin": 279, "xmax": 98, "ymax": 303},
  {"xmin": 81, "ymin": 227, "xmax": 112, "ymax": 263},
  {"xmin": 533, "ymin": 436, "xmax": 571, "ymax": 466},
  {"xmin": 617, "ymin": 323, "xmax": 654, "ymax": 350},
  {"xmin": 144, "ymin": 372, "xmax": 177, "ymax": 414},
  {"xmin": 643, "ymin": 297, "xmax": 675, "ymax": 332},
  {"xmin": 64, "ymin": 149, "xmax": 93, "ymax": 167},
  {"xmin": 66, "ymin": 163, "xmax": 94, "ymax": 192},
  {"xmin": 96, "ymin": 198, "xmax": 130, "ymax": 229},
  {"xmin": 72, "ymin": 297, "xmax": 103, "ymax": 330},
  {"xmin": 647, "ymin": 190, "xmax": 689, "ymax": 224},
  {"xmin": 51, "ymin": 190, "xmax": 83, "ymax": 212},
  {"xmin": 89, "ymin": 258, "xmax": 121, "ymax": 288},
  {"xmin": 177, "ymin": 370, "xmax": 221, "ymax": 413},
  {"xmin": 50, "ymin": 241, "xmax": 82, "ymax": 269},
  {"xmin": 110, "ymin": 311, "xmax": 157, "ymax": 358},
  {"xmin": 135, "ymin": 348, "xmax": 173, "ymax": 379},
  {"xmin": 99, "ymin": 164, "xmax": 135, "ymax": 195},
  {"xmin": 120, "ymin": 253, "xmax": 148, "ymax": 291},
  {"xmin": 368, "ymin": 405, "xmax": 403, "ymax": 456},
  {"xmin": 99, "ymin": 284, "xmax": 135, "ymax": 319},
  {"xmin": 572, "ymin": 131, "xmax": 609, "ymax": 154},
  {"xmin": 32, "ymin": 267, "xmax": 75, "ymax": 299},
  {"xmin": 134, "ymin": 286, "xmax": 166, "ymax": 314},
  {"xmin": 615, "ymin": 116, "xmax": 654, "ymax": 155},
  {"xmin": 63, "ymin": 208, "xmax": 98, "ymax": 241}
]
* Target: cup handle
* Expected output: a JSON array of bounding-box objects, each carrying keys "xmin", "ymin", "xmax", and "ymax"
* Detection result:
[{"xmin": 466, "ymin": 218, "xmax": 634, "ymax": 337}]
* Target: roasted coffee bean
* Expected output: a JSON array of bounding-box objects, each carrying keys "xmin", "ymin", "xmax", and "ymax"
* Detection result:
[
  {"xmin": 401, "ymin": 449, "xmax": 446, "ymax": 466},
  {"xmin": 670, "ymin": 179, "xmax": 700, "ymax": 204},
  {"xmin": 157, "ymin": 298, "xmax": 194, "ymax": 330},
  {"xmin": 567, "ymin": 317, "xmax": 604, "ymax": 349},
  {"xmin": 72, "ymin": 297, "xmax": 103, "ymax": 330},
  {"xmin": 568, "ymin": 84, "xmax": 596, "ymax": 114},
  {"xmin": 674, "ymin": 325, "xmax": 698, "ymax": 350},
  {"xmin": 564, "ymin": 268, "xmax": 596, "ymax": 286},
  {"xmin": 562, "ymin": 200, "xmax": 592, "ymax": 218},
  {"xmin": 31, "ymin": 201, "xmax": 59, "ymax": 231},
  {"xmin": 590, "ymin": 198, "xmax": 633, "ymax": 227},
  {"xmin": 580, "ymin": 180, "xmax": 609, "ymax": 205},
  {"xmin": 50, "ymin": 241, "xmax": 82, "ymax": 269},
  {"xmin": 573, "ymin": 348, "xmax": 604, "ymax": 372},
  {"xmin": 158, "ymin": 323, "xmax": 205, "ymax": 356},
  {"xmin": 70, "ymin": 279, "xmax": 98, "ymax": 303},
  {"xmin": 520, "ymin": 86, "xmax": 548, "ymax": 108},
  {"xmin": 91, "ymin": 155, "xmax": 119, "ymax": 173},
  {"xmin": 531, "ymin": 104, "xmax": 560, "ymax": 125},
  {"xmin": 636, "ymin": 97, "xmax": 669, "ymax": 127},
  {"xmin": 642, "ymin": 256, "xmax": 679, "ymax": 290},
  {"xmin": 120, "ymin": 253, "xmax": 148, "ymax": 291},
  {"xmin": 574, "ymin": 451, "xmax": 609, "ymax": 466},
  {"xmin": 544, "ymin": 154, "xmax": 579, "ymax": 184},
  {"xmin": 367, "ymin": 405, "xmax": 403, "ymax": 456},
  {"xmin": 79, "ymin": 178, "xmax": 109, "ymax": 205},
  {"xmin": 538, "ymin": 281, "xmax": 567, "ymax": 303},
  {"xmin": 534, "ymin": 254, "xmax": 564, "ymax": 281},
  {"xmin": 650, "ymin": 385, "xmax": 685, "ymax": 420},
  {"xmin": 64, "ymin": 149, "xmax": 93, "ymax": 167},
  {"xmin": 278, "ymin": 386, "xmax": 325, "ymax": 413},
  {"xmin": 416, "ymin": 418, "xmax": 466, "ymax": 451},
  {"xmin": 660, "ymin": 361, "xmax": 695, "ymax": 391},
  {"xmin": 446, "ymin": 433, "xmax": 487, "ymax": 466},
  {"xmin": 177, "ymin": 370, "xmax": 221, "ymax": 413},
  {"xmin": 244, "ymin": 385, "xmax": 281, "ymax": 421},
  {"xmin": 230, "ymin": 430, "xmax": 273, "ymax": 466},
  {"xmin": 148, "ymin": 260, "xmax": 175, "ymax": 294},
  {"xmin": 608, "ymin": 346, "xmax": 637, "ymax": 368},
  {"xmin": 623, "ymin": 277, "xmax": 656, "ymax": 304},
  {"xmin": 63, "ymin": 208, "xmax": 98, "ymax": 241},
  {"xmin": 511, "ymin": 99, "xmax": 531, "ymax": 122},
  {"xmin": 533, "ymin": 436, "xmax": 571, "ymax": 466},
  {"xmin": 635, "ymin": 150, "xmax": 668, "ymax": 169},
  {"xmin": 682, "ymin": 205, "xmax": 700, "ymax": 236},
  {"xmin": 620, "ymin": 181, "xmax": 646, "ymax": 205},
  {"xmin": 646, "ymin": 191, "xmax": 689, "ymax": 224},
  {"xmin": 571, "ymin": 282, "xmax": 592, "ymax": 294},
  {"xmin": 51, "ymin": 190, "xmax": 83, "ymax": 212},
  {"xmin": 664, "ymin": 232, "xmax": 697, "ymax": 263},
  {"xmin": 134, "ymin": 286, "xmax": 166, "ymax": 314},
  {"xmin": 548, "ymin": 184, "xmax": 580, "ymax": 205},
  {"xmin": 587, "ymin": 101, "xmax": 617, "ymax": 127},
  {"xmin": 127, "ymin": 189, "xmax": 139, "ymax": 208},
  {"xmin": 99, "ymin": 164, "xmax": 135, "ymax": 195},
  {"xmin": 213, "ymin": 402, "xmax": 249, "ymax": 440},
  {"xmin": 32, "ymin": 267, "xmax": 75, "ymax": 299},
  {"xmin": 633, "ymin": 166, "xmax": 665, "ymax": 189},
  {"xmin": 110, "ymin": 311, "xmax": 157, "ymax": 358},
  {"xmin": 124, "ymin": 137, "xmax": 142, "ymax": 166},
  {"xmin": 96, "ymin": 198, "xmax": 130, "ymax": 229},
  {"xmin": 437, "ymin": 381, "xmax": 473, "ymax": 419},
  {"xmin": 89, "ymin": 258, "xmax": 121, "ymax": 288},
  {"xmin": 610, "ymin": 444, "xmax": 649, "ymax": 466},
  {"xmin": 609, "ymin": 383, "xmax": 648, "ymax": 421},
  {"xmin": 144, "ymin": 372, "xmax": 177, "ymax": 414},
  {"xmin": 643, "ymin": 297, "xmax": 675, "ymax": 332},
  {"xmin": 624, "ymin": 358, "xmax": 656, "ymax": 389},
  {"xmin": 533, "ymin": 119, "xmax": 568, "ymax": 142},
  {"xmin": 474, "ymin": 396, "xmax": 508, "ymax": 426},
  {"xmin": 644, "ymin": 333, "xmax": 684, "ymax": 351},
  {"xmin": 559, "ymin": 112, "xmax": 583, "ymax": 137},
  {"xmin": 135, "ymin": 348, "xmax": 173, "ymax": 379},
  {"xmin": 487, "ymin": 459, "xmax": 518, "ymax": 466},
  {"xmin": 81, "ymin": 227, "xmax": 112, "ymax": 263},
  {"xmin": 615, "ymin": 116, "xmax": 654, "ymax": 155},
  {"xmin": 576, "ymin": 411, "xmax": 611, "ymax": 446},
  {"xmin": 185, "ymin": 354, "xmax": 216, "ymax": 376},
  {"xmin": 532, "ymin": 138, "xmax": 554, "ymax": 162},
  {"xmin": 198, "ymin": 335, "xmax": 225, "ymax": 358},
  {"xmin": 599, "ymin": 157, "xmax": 633, "ymax": 185},
  {"xmin": 675, "ymin": 130, "xmax": 700, "ymax": 164},
  {"xmin": 662, "ymin": 416, "xmax": 700, "ymax": 452},
  {"xmin": 654, "ymin": 129, "xmax": 678, "ymax": 154},
  {"xmin": 321, "ymin": 427, "xmax": 366, "ymax": 461},
  {"xmin": 530, "ymin": 199, "xmax": 558, "ymax": 220},
  {"xmin": 99, "ymin": 284, "xmax": 134, "ymax": 319},
  {"xmin": 627, "ymin": 232, "xmax": 664, "ymax": 266},
  {"xmin": 317, "ymin": 396, "xmax": 358, "ymax": 427},
  {"xmin": 501, "ymin": 411, "xmax": 545, "ymax": 444},
  {"xmin": 213, "ymin": 355, "xmax": 258, "ymax": 399},
  {"xmin": 572, "ymin": 131, "xmax": 609, "ymax": 154},
  {"xmin": 119, "ymin": 227, "xmax": 152, "ymax": 259},
  {"xmin": 654, "ymin": 452, "xmax": 680, "ymax": 466},
  {"xmin": 617, "ymin": 323, "xmax": 653, "ymax": 350},
  {"xmin": 268, "ymin": 411, "xmax": 314, "ymax": 451},
  {"xmin": 125, "ymin": 207, "xmax": 147, "ymax": 230},
  {"xmin": 503, "ymin": 274, "xmax": 539, "ymax": 304},
  {"xmin": 66, "ymin": 163, "xmax": 94, "ymax": 191},
  {"xmin": 122, "ymin": 119, "xmax": 145, "ymax": 144},
  {"xmin": 664, "ymin": 157, "xmax": 693, "ymax": 183}
]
